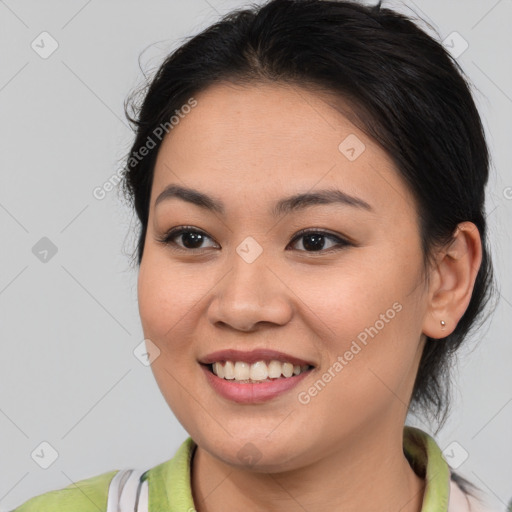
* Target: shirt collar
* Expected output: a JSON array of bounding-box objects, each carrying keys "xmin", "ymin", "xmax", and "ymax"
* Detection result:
[
  {"xmin": 403, "ymin": 426, "xmax": 451, "ymax": 511},
  {"xmin": 144, "ymin": 426, "xmax": 451, "ymax": 511}
]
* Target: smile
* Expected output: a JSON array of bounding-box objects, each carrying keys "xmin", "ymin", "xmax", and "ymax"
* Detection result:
[
  {"xmin": 199, "ymin": 348, "xmax": 316, "ymax": 403},
  {"xmin": 210, "ymin": 360, "xmax": 313, "ymax": 383}
]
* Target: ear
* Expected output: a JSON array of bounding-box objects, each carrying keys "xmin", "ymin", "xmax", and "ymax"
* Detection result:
[{"xmin": 422, "ymin": 222, "xmax": 483, "ymax": 339}]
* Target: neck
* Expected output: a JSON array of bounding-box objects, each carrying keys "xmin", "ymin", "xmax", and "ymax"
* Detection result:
[{"xmin": 191, "ymin": 423, "xmax": 426, "ymax": 512}]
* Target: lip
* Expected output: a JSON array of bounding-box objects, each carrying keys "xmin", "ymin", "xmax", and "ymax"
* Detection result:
[
  {"xmin": 199, "ymin": 348, "xmax": 315, "ymax": 367},
  {"xmin": 200, "ymin": 363, "xmax": 313, "ymax": 404}
]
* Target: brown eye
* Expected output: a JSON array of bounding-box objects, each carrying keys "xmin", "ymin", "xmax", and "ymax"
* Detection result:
[
  {"xmin": 157, "ymin": 226, "xmax": 218, "ymax": 251},
  {"xmin": 157, "ymin": 226, "xmax": 351, "ymax": 254},
  {"xmin": 288, "ymin": 229, "xmax": 351, "ymax": 253}
]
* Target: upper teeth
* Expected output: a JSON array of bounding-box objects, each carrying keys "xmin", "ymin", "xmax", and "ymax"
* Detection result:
[{"xmin": 211, "ymin": 360, "xmax": 310, "ymax": 381}]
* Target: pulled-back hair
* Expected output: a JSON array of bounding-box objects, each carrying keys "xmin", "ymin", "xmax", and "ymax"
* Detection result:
[{"xmin": 121, "ymin": 0, "xmax": 495, "ymax": 435}]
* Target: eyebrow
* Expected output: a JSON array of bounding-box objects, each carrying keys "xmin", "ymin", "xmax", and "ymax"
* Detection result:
[{"xmin": 154, "ymin": 184, "xmax": 373, "ymax": 216}]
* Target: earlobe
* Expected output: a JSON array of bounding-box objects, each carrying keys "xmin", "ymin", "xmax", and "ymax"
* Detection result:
[{"xmin": 422, "ymin": 222, "xmax": 483, "ymax": 340}]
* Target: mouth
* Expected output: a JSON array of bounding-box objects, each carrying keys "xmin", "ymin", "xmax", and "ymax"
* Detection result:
[
  {"xmin": 198, "ymin": 349, "xmax": 316, "ymax": 403},
  {"xmin": 203, "ymin": 360, "xmax": 314, "ymax": 383},
  {"xmin": 199, "ymin": 348, "xmax": 316, "ymax": 383}
]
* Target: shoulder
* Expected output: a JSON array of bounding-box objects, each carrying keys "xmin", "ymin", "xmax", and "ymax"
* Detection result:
[{"xmin": 11, "ymin": 469, "xmax": 119, "ymax": 512}]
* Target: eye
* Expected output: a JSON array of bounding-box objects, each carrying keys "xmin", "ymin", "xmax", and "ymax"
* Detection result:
[
  {"xmin": 156, "ymin": 226, "xmax": 352, "ymax": 253},
  {"xmin": 156, "ymin": 226, "xmax": 218, "ymax": 251},
  {"xmin": 287, "ymin": 229, "xmax": 351, "ymax": 253}
]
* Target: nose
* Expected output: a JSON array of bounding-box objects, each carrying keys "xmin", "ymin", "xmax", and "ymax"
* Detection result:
[{"xmin": 206, "ymin": 248, "xmax": 293, "ymax": 333}]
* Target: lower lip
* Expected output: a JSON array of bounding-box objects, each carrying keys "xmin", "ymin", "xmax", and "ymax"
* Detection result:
[{"xmin": 201, "ymin": 364, "xmax": 312, "ymax": 404}]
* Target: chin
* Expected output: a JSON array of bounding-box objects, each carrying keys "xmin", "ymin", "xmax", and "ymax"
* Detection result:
[{"xmin": 193, "ymin": 427, "xmax": 314, "ymax": 473}]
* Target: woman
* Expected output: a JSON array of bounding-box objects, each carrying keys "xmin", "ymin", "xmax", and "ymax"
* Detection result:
[{"xmin": 12, "ymin": 0, "xmax": 502, "ymax": 510}]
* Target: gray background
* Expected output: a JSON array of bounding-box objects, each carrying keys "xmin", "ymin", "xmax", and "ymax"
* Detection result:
[{"xmin": 1, "ymin": 0, "xmax": 511, "ymax": 510}]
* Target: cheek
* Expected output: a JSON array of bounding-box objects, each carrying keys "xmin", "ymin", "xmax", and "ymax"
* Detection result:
[
  {"xmin": 294, "ymin": 289, "xmax": 421, "ymax": 436},
  {"xmin": 308, "ymin": 245, "xmax": 420, "ymax": 339},
  {"xmin": 301, "ymin": 244, "xmax": 424, "ymax": 383},
  {"xmin": 138, "ymin": 251, "xmax": 205, "ymax": 341},
  {"xmin": 137, "ymin": 253, "xmax": 206, "ymax": 415}
]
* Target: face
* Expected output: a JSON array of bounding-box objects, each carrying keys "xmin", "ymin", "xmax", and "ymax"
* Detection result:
[{"xmin": 137, "ymin": 81, "xmax": 430, "ymax": 472}]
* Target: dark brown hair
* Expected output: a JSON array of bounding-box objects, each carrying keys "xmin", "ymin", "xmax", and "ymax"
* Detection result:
[{"xmin": 121, "ymin": 0, "xmax": 496, "ymax": 437}]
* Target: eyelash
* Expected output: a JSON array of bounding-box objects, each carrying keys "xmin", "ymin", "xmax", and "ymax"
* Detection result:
[{"xmin": 156, "ymin": 225, "xmax": 352, "ymax": 254}]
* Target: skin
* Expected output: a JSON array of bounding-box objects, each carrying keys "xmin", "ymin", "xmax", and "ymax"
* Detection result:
[{"xmin": 137, "ymin": 81, "xmax": 482, "ymax": 512}]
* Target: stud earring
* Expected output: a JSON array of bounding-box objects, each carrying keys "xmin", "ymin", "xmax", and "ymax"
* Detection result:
[{"xmin": 440, "ymin": 320, "xmax": 446, "ymax": 329}]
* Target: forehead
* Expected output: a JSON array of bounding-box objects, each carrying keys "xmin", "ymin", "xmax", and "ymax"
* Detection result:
[{"xmin": 150, "ymin": 81, "xmax": 415, "ymax": 217}]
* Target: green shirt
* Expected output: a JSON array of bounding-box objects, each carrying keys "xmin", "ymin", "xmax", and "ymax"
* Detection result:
[{"xmin": 10, "ymin": 426, "xmax": 469, "ymax": 511}]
